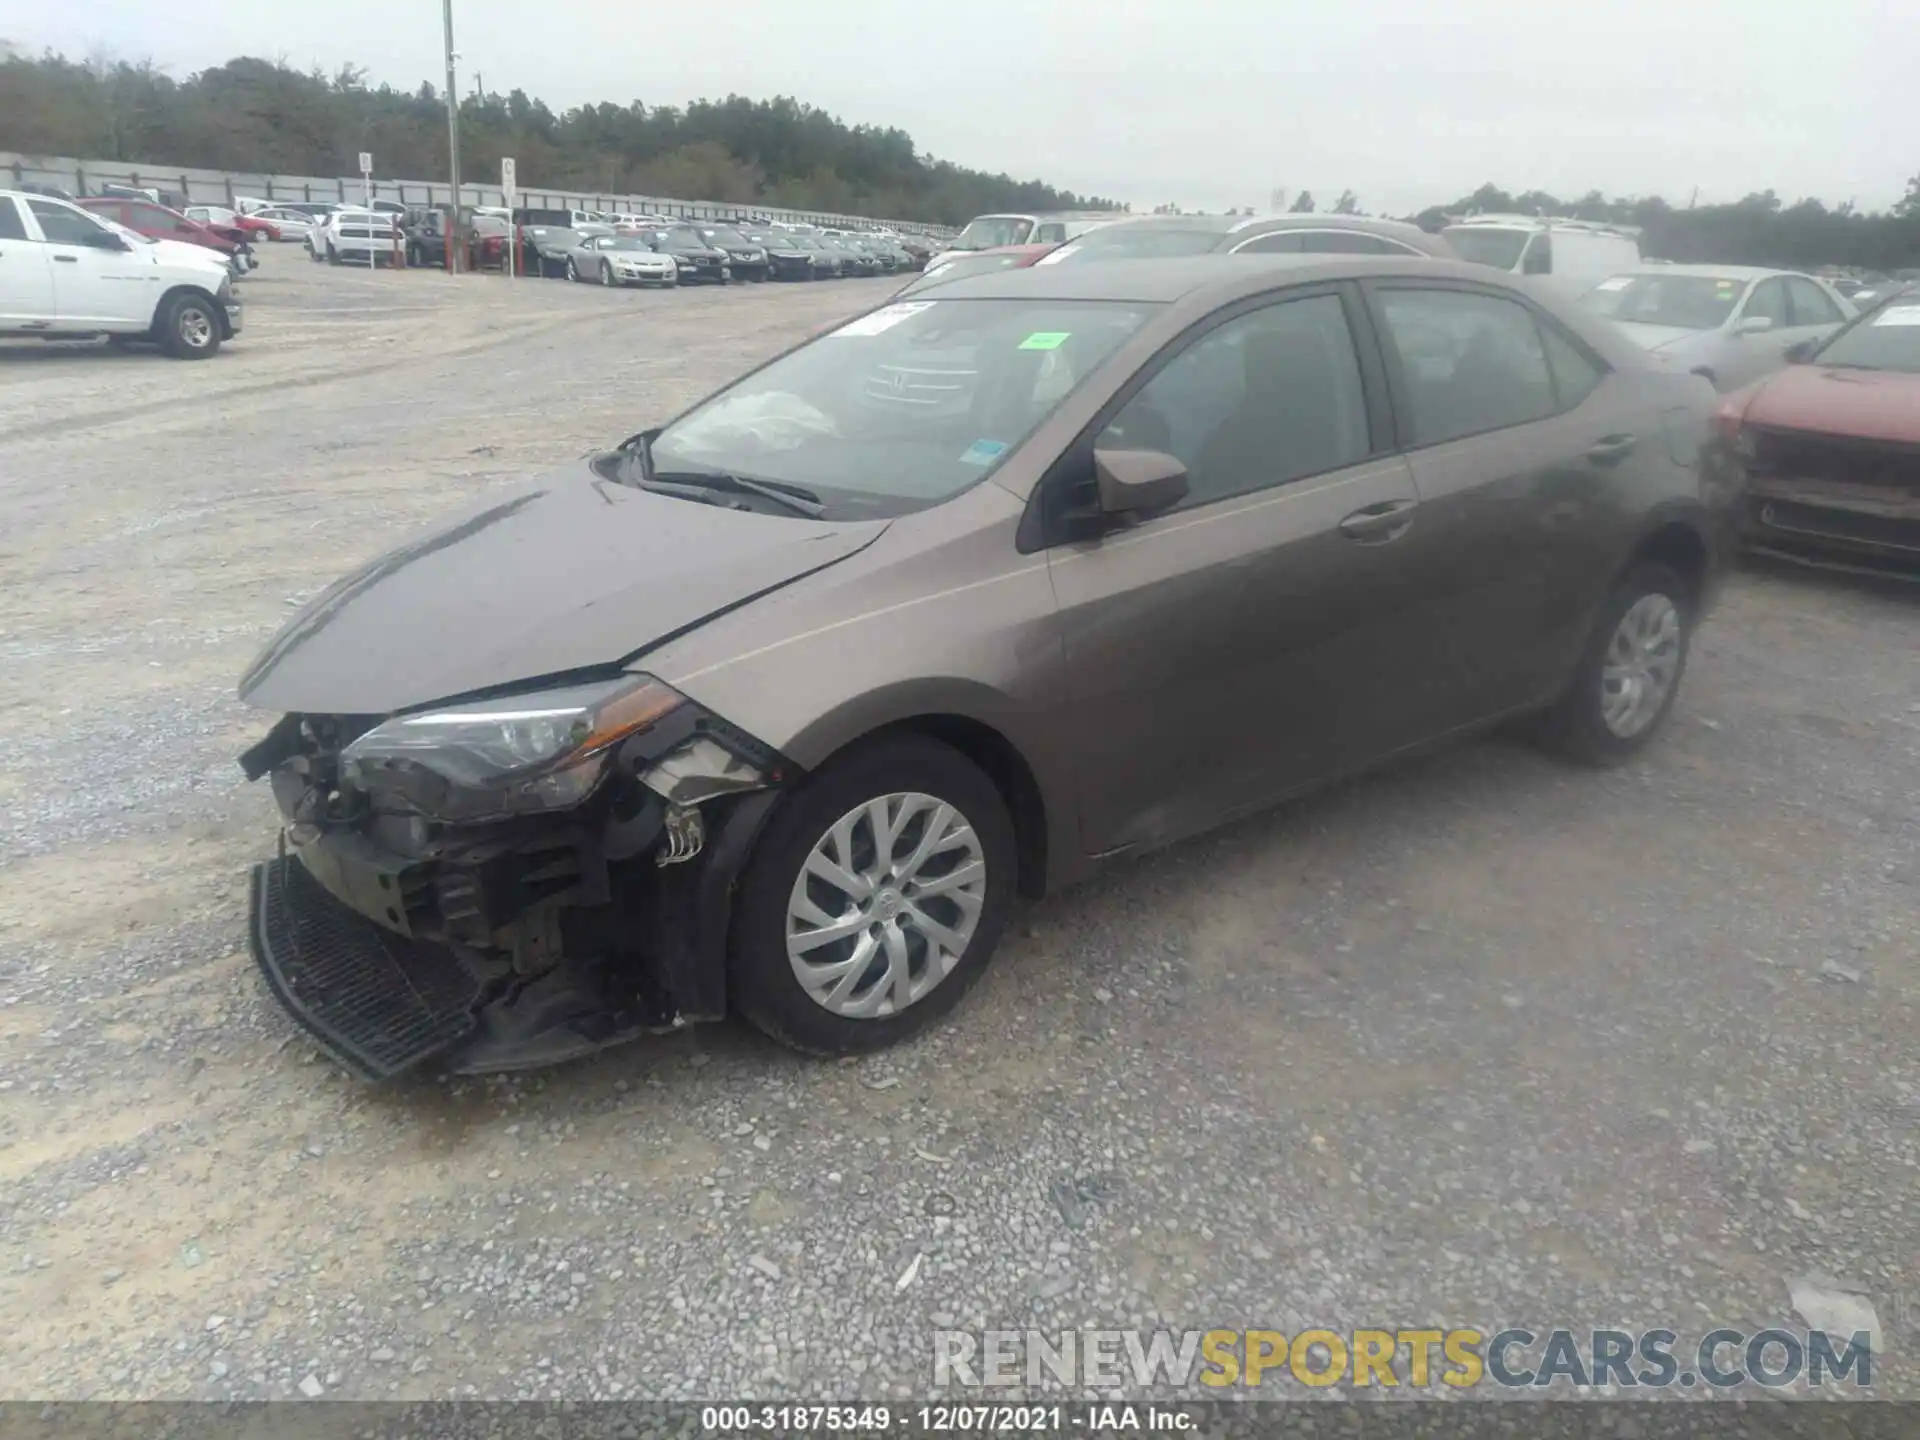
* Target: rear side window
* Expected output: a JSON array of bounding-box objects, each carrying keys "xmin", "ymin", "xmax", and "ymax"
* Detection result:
[
  {"xmin": 1538, "ymin": 322, "xmax": 1606, "ymax": 410},
  {"xmin": 1783, "ymin": 277, "xmax": 1843, "ymax": 326},
  {"xmin": 1522, "ymin": 233, "xmax": 1553, "ymax": 275},
  {"xmin": 1033, "ymin": 222, "xmax": 1066, "ymax": 243},
  {"xmin": 0, "ymin": 198, "xmax": 26, "ymax": 241},
  {"xmin": 1374, "ymin": 288, "xmax": 1559, "ymax": 446}
]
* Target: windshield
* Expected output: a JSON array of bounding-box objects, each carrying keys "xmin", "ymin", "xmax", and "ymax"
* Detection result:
[
  {"xmin": 660, "ymin": 227, "xmax": 704, "ymax": 248},
  {"xmin": 603, "ymin": 237, "xmax": 655, "ymax": 252},
  {"xmin": 1049, "ymin": 228, "xmax": 1220, "ymax": 263},
  {"xmin": 1443, "ymin": 226, "xmax": 1532, "ymax": 270},
  {"xmin": 1578, "ymin": 274, "xmax": 1745, "ymax": 329},
  {"xmin": 953, "ymin": 216, "xmax": 1034, "ymax": 250},
  {"xmin": 517, "ymin": 209, "xmax": 571, "ymax": 227},
  {"xmin": 701, "ymin": 227, "xmax": 750, "ymax": 247},
  {"xmin": 1810, "ymin": 301, "xmax": 1920, "ymax": 373},
  {"xmin": 647, "ymin": 298, "xmax": 1153, "ymax": 519}
]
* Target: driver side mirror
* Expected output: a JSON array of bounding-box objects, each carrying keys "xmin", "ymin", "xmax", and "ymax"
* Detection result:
[
  {"xmin": 1094, "ymin": 448, "xmax": 1189, "ymax": 519},
  {"xmin": 1733, "ymin": 315, "xmax": 1774, "ymax": 335},
  {"xmin": 1785, "ymin": 338, "xmax": 1821, "ymax": 364}
]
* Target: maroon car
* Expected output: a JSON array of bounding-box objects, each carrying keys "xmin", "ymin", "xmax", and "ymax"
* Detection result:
[
  {"xmin": 1717, "ymin": 288, "xmax": 1920, "ymax": 575},
  {"xmin": 78, "ymin": 197, "xmax": 252, "ymax": 267}
]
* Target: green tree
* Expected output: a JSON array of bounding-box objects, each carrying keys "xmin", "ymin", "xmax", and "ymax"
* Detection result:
[
  {"xmin": 1331, "ymin": 189, "xmax": 1358, "ymax": 214},
  {"xmin": 1289, "ymin": 190, "xmax": 1316, "ymax": 213}
]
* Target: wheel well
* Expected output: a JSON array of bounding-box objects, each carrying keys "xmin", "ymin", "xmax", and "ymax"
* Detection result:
[
  {"xmin": 1690, "ymin": 366, "xmax": 1715, "ymax": 383},
  {"xmin": 1632, "ymin": 521, "xmax": 1709, "ymax": 606},
  {"xmin": 855, "ymin": 715, "xmax": 1050, "ymax": 899},
  {"xmin": 154, "ymin": 284, "xmax": 228, "ymax": 336}
]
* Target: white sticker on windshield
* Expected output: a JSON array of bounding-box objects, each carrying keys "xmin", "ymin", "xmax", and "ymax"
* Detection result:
[
  {"xmin": 829, "ymin": 302, "xmax": 934, "ymax": 337},
  {"xmin": 1034, "ymin": 245, "xmax": 1078, "ymax": 266},
  {"xmin": 1593, "ymin": 276, "xmax": 1634, "ymax": 292},
  {"xmin": 1870, "ymin": 304, "xmax": 1920, "ymax": 327}
]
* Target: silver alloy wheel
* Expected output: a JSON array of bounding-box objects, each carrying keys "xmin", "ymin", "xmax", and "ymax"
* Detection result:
[
  {"xmin": 1600, "ymin": 592, "xmax": 1682, "ymax": 738},
  {"xmin": 602, "ymin": 261, "xmax": 616, "ymax": 286},
  {"xmin": 177, "ymin": 306, "xmax": 214, "ymax": 350},
  {"xmin": 785, "ymin": 792, "xmax": 987, "ymax": 1018}
]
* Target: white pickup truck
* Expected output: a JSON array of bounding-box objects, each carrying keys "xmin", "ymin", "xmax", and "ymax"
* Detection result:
[{"xmin": 0, "ymin": 188, "xmax": 243, "ymax": 359}]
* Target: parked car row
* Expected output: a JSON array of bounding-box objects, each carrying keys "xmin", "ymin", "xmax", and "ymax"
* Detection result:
[{"xmin": 503, "ymin": 209, "xmax": 930, "ymax": 285}]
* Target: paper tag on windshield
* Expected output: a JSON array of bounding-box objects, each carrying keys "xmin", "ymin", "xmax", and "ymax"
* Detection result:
[
  {"xmin": 1035, "ymin": 245, "xmax": 1078, "ymax": 265},
  {"xmin": 1870, "ymin": 304, "xmax": 1920, "ymax": 327},
  {"xmin": 1594, "ymin": 276, "xmax": 1633, "ymax": 291},
  {"xmin": 829, "ymin": 302, "xmax": 933, "ymax": 338}
]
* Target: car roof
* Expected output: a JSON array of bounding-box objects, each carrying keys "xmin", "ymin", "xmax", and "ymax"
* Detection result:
[
  {"xmin": 1609, "ymin": 263, "xmax": 1805, "ymax": 281},
  {"xmin": 1068, "ymin": 212, "xmax": 1450, "ymax": 251},
  {"xmin": 925, "ymin": 253, "xmax": 1464, "ymax": 303}
]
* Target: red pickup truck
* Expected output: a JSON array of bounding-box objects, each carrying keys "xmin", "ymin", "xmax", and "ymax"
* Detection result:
[{"xmin": 77, "ymin": 197, "xmax": 258, "ymax": 274}]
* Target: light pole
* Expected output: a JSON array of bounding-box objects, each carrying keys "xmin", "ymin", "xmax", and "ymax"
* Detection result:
[{"xmin": 442, "ymin": 0, "xmax": 464, "ymax": 270}]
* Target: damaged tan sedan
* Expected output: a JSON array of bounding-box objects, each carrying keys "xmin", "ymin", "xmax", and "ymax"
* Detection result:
[{"xmin": 238, "ymin": 256, "xmax": 1732, "ymax": 1079}]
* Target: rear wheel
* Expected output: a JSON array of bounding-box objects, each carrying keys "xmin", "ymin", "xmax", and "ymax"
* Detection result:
[
  {"xmin": 1534, "ymin": 562, "xmax": 1691, "ymax": 764},
  {"xmin": 730, "ymin": 735, "xmax": 1015, "ymax": 1055},
  {"xmin": 157, "ymin": 293, "xmax": 223, "ymax": 360}
]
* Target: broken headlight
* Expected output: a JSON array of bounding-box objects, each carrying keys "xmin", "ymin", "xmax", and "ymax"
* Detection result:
[{"xmin": 341, "ymin": 675, "xmax": 686, "ymax": 823}]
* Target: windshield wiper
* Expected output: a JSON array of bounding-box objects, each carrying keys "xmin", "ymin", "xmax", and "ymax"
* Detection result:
[
  {"xmin": 649, "ymin": 468, "xmax": 825, "ymax": 517},
  {"xmin": 610, "ymin": 431, "xmax": 825, "ymax": 517}
]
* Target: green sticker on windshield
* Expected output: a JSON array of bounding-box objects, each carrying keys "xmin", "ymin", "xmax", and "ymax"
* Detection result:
[{"xmin": 1019, "ymin": 331, "xmax": 1071, "ymax": 350}]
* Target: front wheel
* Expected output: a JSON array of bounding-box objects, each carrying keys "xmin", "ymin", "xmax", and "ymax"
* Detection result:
[
  {"xmin": 730, "ymin": 736, "xmax": 1015, "ymax": 1055},
  {"xmin": 602, "ymin": 261, "xmax": 618, "ymax": 287},
  {"xmin": 157, "ymin": 292, "xmax": 223, "ymax": 360},
  {"xmin": 1534, "ymin": 562, "xmax": 1692, "ymax": 765},
  {"xmin": 565, "ymin": 257, "xmax": 579, "ymax": 282}
]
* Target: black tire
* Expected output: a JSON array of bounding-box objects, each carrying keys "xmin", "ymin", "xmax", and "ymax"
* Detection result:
[
  {"xmin": 1534, "ymin": 562, "xmax": 1692, "ymax": 765},
  {"xmin": 729, "ymin": 735, "xmax": 1017, "ymax": 1055},
  {"xmin": 565, "ymin": 257, "xmax": 579, "ymax": 282},
  {"xmin": 157, "ymin": 292, "xmax": 223, "ymax": 360},
  {"xmin": 601, "ymin": 261, "xmax": 617, "ymax": 287},
  {"xmin": 326, "ymin": 244, "xmax": 339, "ymax": 265}
]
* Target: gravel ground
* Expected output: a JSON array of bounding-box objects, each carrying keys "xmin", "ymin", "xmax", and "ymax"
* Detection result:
[{"xmin": 0, "ymin": 254, "xmax": 1914, "ymax": 1405}]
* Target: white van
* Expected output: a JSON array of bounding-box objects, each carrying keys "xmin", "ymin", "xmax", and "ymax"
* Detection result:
[{"xmin": 1441, "ymin": 215, "xmax": 1641, "ymax": 295}]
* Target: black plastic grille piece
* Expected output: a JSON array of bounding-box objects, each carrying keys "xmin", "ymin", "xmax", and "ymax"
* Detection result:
[{"xmin": 248, "ymin": 857, "xmax": 480, "ymax": 1080}]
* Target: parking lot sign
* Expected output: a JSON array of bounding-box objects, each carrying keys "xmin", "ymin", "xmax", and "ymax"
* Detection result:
[{"xmin": 502, "ymin": 157, "xmax": 517, "ymax": 209}]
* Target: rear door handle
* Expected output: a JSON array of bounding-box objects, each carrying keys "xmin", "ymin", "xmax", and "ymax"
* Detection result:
[
  {"xmin": 1338, "ymin": 498, "xmax": 1418, "ymax": 543},
  {"xmin": 1586, "ymin": 434, "xmax": 1638, "ymax": 465}
]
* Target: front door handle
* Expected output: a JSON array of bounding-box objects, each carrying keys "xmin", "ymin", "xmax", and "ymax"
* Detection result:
[
  {"xmin": 54, "ymin": 254, "xmax": 79, "ymax": 263},
  {"xmin": 1586, "ymin": 434, "xmax": 1638, "ymax": 465},
  {"xmin": 1338, "ymin": 498, "xmax": 1418, "ymax": 544}
]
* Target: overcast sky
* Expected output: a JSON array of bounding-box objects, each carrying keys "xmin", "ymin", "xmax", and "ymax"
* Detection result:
[{"xmin": 7, "ymin": 0, "xmax": 1915, "ymax": 215}]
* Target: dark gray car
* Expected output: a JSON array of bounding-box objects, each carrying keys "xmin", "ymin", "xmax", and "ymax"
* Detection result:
[{"xmin": 236, "ymin": 256, "xmax": 1730, "ymax": 1081}]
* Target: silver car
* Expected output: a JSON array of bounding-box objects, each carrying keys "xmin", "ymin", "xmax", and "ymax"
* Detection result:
[
  {"xmin": 563, "ymin": 232, "xmax": 680, "ymax": 287},
  {"xmin": 1577, "ymin": 264, "xmax": 1854, "ymax": 391}
]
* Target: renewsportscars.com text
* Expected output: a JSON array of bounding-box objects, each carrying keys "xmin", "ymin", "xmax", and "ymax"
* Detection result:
[{"xmin": 932, "ymin": 1327, "xmax": 1873, "ymax": 1391}]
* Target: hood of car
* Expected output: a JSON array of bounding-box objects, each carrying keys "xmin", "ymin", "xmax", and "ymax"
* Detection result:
[
  {"xmin": 1612, "ymin": 322, "xmax": 1709, "ymax": 353},
  {"xmin": 1740, "ymin": 363, "xmax": 1920, "ymax": 445},
  {"xmin": 237, "ymin": 459, "xmax": 890, "ymax": 715}
]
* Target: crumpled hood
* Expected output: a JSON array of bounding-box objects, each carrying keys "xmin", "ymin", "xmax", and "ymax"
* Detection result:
[
  {"xmin": 1741, "ymin": 363, "xmax": 1920, "ymax": 445},
  {"xmin": 238, "ymin": 459, "xmax": 888, "ymax": 715}
]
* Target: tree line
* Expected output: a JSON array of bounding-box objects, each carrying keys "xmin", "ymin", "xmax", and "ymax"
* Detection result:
[{"xmin": 0, "ymin": 52, "xmax": 1123, "ymax": 225}]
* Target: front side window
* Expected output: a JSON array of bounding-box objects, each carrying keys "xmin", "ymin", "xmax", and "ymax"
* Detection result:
[
  {"xmin": 1374, "ymin": 288, "xmax": 1558, "ymax": 446},
  {"xmin": 1783, "ymin": 277, "xmax": 1843, "ymax": 326},
  {"xmin": 0, "ymin": 198, "xmax": 27, "ymax": 241},
  {"xmin": 27, "ymin": 198, "xmax": 109, "ymax": 246},
  {"xmin": 1097, "ymin": 294, "xmax": 1372, "ymax": 510},
  {"xmin": 1742, "ymin": 278, "xmax": 1791, "ymax": 328},
  {"xmin": 648, "ymin": 298, "xmax": 1153, "ymax": 519}
]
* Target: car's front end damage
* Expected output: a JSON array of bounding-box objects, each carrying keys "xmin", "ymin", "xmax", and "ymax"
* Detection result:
[{"xmin": 239, "ymin": 674, "xmax": 796, "ymax": 1079}]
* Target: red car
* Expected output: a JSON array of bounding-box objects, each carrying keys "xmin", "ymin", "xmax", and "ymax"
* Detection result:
[
  {"xmin": 78, "ymin": 197, "xmax": 249, "ymax": 261},
  {"xmin": 1717, "ymin": 287, "xmax": 1920, "ymax": 576}
]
